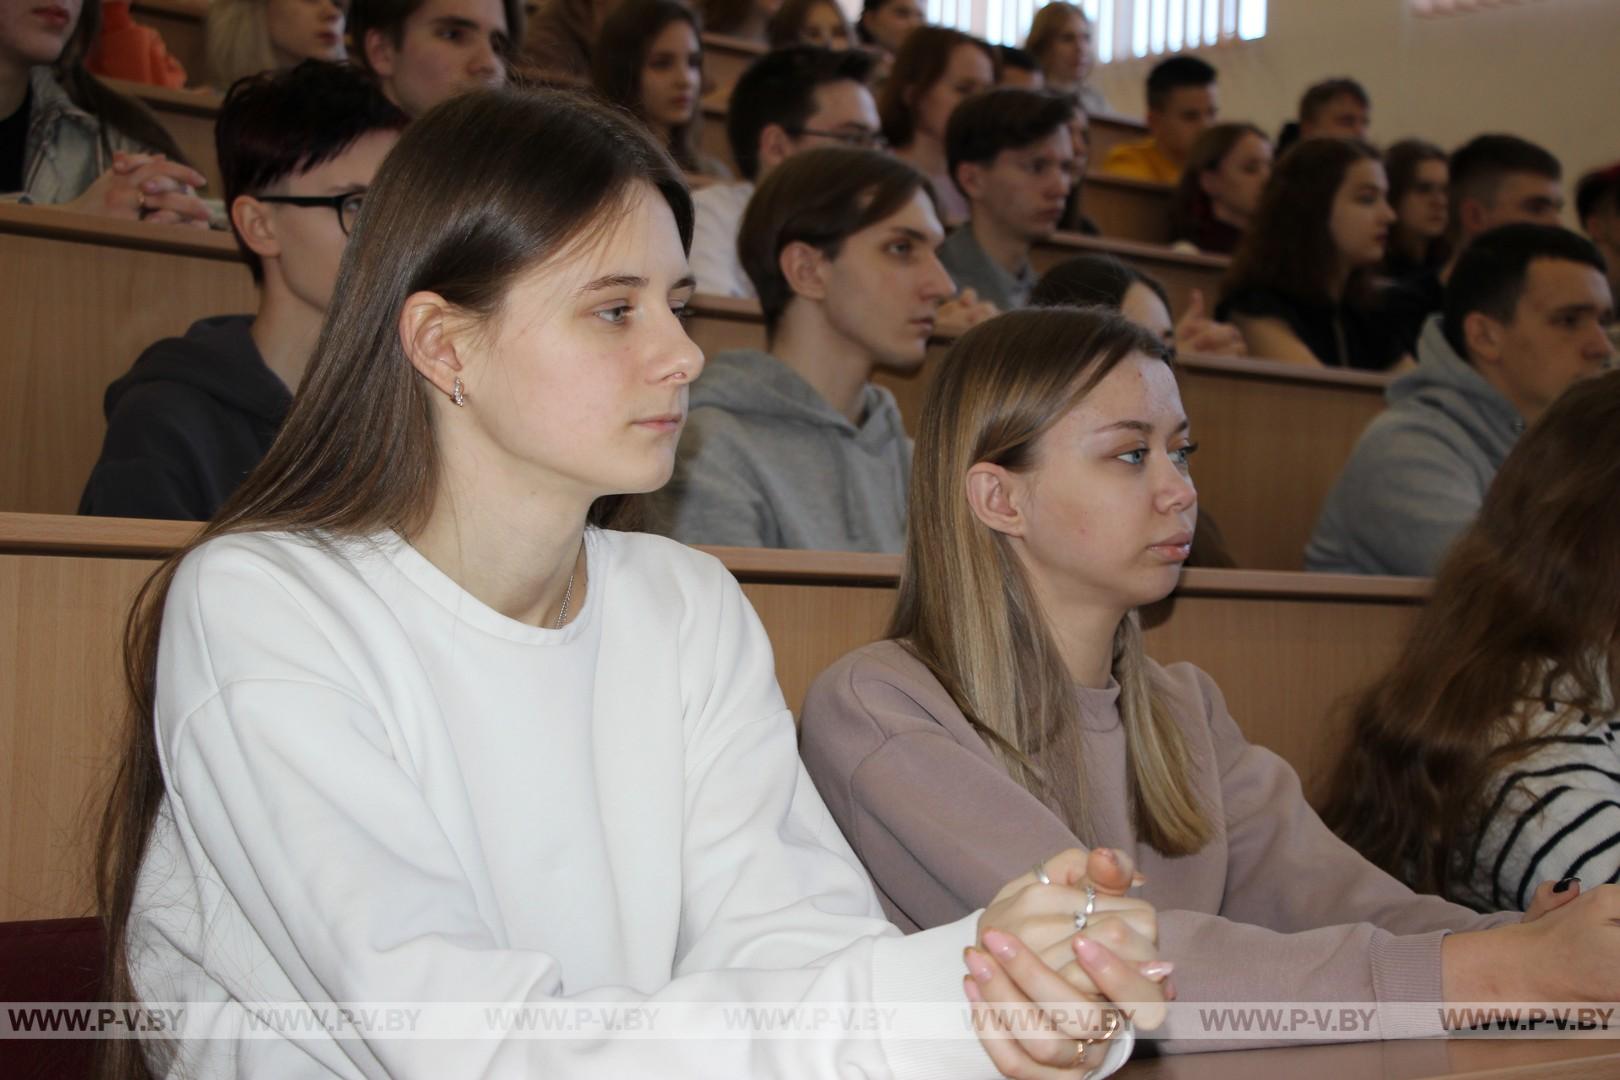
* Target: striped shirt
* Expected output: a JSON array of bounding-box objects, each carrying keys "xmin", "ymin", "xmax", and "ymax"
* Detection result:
[{"xmin": 1460, "ymin": 693, "xmax": 1620, "ymax": 911}]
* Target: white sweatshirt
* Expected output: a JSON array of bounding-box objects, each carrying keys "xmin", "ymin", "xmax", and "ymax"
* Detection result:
[{"xmin": 129, "ymin": 528, "xmax": 1133, "ymax": 1078}]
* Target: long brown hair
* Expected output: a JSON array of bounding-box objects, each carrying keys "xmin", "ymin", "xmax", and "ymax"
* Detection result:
[
  {"xmin": 55, "ymin": 0, "xmax": 189, "ymax": 163},
  {"xmin": 891, "ymin": 306, "xmax": 1211, "ymax": 854},
  {"xmin": 1383, "ymin": 137, "xmax": 1450, "ymax": 272},
  {"xmin": 1323, "ymin": 370, "xmax": 1620, "ymax": 902},
  {"xmin": 592, "ymin": 0, "xmax": 708, "ymax": 173},
  {"xmin": 877, "ymin": 26, "xmax": 996, "ymax": 150},
  {"xmin": 1223, "ymin": 137, "xmax": 1381, "ymax": 309},
  {"xmin": 1168, "ymin": 121, "xmax": 1267, "ymax": 244},
  {"xmin": 92, "ymin": 86, "xmax": 692, "ymax": 1079}
]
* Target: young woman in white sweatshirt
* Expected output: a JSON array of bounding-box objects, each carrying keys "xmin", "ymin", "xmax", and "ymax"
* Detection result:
[{"xmin": 93, "ymin": 87, "xmax": 1166, "ymax": 1080}]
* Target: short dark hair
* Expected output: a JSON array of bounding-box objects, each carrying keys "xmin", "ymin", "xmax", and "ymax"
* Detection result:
[
  {"xmin": 350, "ymin": 0, "xmax": 523, "ymax": 72},
  {"xmin": 738, "ymin": 146, "xmax": 935, "ymax": 333},
  {"xmin": 1299, "ymin": 77, "xmax": 1369, "ymax": 123},
  {"xmin": 995, "ymin": 45, "xmax": 1039, "ymax": 73},
  {"xmin": 946, "ymin": 87, "xmax": 1073, "ymax": 193},
  {"xmin": 1030, "ymin": 253, "xmax": 1170, "ymax": 313},
  {"xmin": 1442, "ymin": 224, "xmax": 1608, "ymax": 359},
  {"xmin": 1576, "ymin": 162, "xmax": 1620, "ymax": 225},
  {"xmin": 1145, "ymin": 55, "xmax": 1216, "ymax": 112},
  {"xmin": 726, "ymin": 46, "xmax": 874, "ymax": 182},
  {"xmin": 218, "ymin": 60, "xmax": 409, "ymax": 284},
  {"xmin": 1449, "ymin": 134, "xmax": 1562, "ymax": 219}
]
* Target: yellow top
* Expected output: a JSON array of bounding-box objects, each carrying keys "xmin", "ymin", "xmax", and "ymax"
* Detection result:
[{"xmin": 1099, "ymin": 137, "xmax": 1182, "ymax": 184}]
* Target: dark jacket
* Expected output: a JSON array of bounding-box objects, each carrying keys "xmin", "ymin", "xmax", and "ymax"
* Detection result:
[{"xmin": 79, "ymin": 315, "xmax": 292, "ymax": 521}]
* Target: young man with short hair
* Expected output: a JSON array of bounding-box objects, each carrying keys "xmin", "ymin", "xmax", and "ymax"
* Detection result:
[
  {"xmin": 350, "ymin": 0, "xmax": 521, "ymax": 117},
  {"xmin": 689, "ymin": 46, "xmax": 880, "ymax": 299},
  {"xmin": 1388, "ymin": 133, "xmax": 1565, "ymax": 349},
  {"xmin": 1098, "ymin": 54, "xmax": 1216, "ymax": 184},
  {"xmin": 937, "ymin": 87, "xmax": 1076, "ymax": 312},
  {"xmin": 650, "ymin": 147, "xmax": 954, "ymax": 551},
  {"xmin": 1576, "ymin": 161, "xmax": 1620, "ymax": 304},
  {"xmin": 1308, "ymin": 224, "xmax": 1614, "ymax": 577},
  {"xmin": 79, "ymin": 62, "xmax": 407, "ymax": 520},
  {"xmin": 1296, "ymin": 77, "xmax": 1370, "ymax": 142}
]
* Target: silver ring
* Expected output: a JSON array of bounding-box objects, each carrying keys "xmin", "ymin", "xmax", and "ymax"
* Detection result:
[
  {"xmin": 1073, "ymin": 882, "xmax": 1097, "ymax": 932},
  {"xmin": 1031, "ymin": 860, "xmax": 1051, "ymax": 886}
]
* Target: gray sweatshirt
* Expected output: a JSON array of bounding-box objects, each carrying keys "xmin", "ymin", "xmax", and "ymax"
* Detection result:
[
  {"xmin": 649, "ymin": 349, "xmax": 912, "ymax": 552},
  {"xmin": 1306, "ymin": 316, "xmax": 1524, "ymax": 577}
]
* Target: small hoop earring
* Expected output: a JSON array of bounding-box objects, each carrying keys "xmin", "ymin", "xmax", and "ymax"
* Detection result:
[{"xmin": 451, "ymin": 377, "xmax": 465, "ymax": 407}]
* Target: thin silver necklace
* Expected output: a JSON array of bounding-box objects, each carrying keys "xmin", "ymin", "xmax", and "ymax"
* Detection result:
[{"xmin": 554, "ymin": 545, "xmax": 581, "ymax": 629}]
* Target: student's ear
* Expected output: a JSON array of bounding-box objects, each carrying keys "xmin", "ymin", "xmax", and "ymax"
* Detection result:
[
  {"xmin": 230, "ymin": 195, "xmax": 281, "ymax": 264},
  {"xmin": 965, "ymin": 462, "xmax": 1027, "ymax": 538},
  {"xmin": 1456, "ymin": 195, "xmax": 1489, "ymax": 238},
  {"xmin": 398, "ymin": 291, "xmax": 468, "ymax": 401},
  {"xmin": 955, "ymin": 160, "xmax": 987, "ymax": 202},
  {"xmin": 779, "ymin": 240, "xmax": 831, "ymax": 303},
  {"xmin": 1463, "ymin": 310, "xmax": 1505, "ymax": 367},
  {"xmin": 364, "ymin": 28, "xmax": 396, "ymax": 79},
  {"xmin": 756, "ymin": 123, "xmax": 796, "ymax": 175}
]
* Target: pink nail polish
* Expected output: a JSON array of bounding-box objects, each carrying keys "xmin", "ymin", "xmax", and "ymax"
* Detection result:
[
  {"xmin": 982, "ymin": 930, "xmax": 1018, "ymax": 961},
  {"xmin": 964, "ymin": 948, "xmax": 994, "ymax": 984},
  {"xmin": 1139, "ymin": 961, "xmax": 1175, "ymax": 980},
  {"xmin": 1073, "ymin": 936, "xmax": 1106, "ymax": 965}
]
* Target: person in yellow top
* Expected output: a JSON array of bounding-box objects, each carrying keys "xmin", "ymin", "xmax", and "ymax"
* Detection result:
[{"xmin": 1100, "ymin": 55, "xmax": 1217, "ymax": 185}]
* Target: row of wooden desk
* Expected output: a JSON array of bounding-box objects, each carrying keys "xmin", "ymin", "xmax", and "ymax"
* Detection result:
[{"xmin": 0, "ymin": 203, "xmax": 1378, "ymax": 569}]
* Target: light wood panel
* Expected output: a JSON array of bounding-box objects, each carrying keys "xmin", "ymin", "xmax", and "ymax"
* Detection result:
[
  {"xmin": 113, "ymin": 78, "xmax": 224, "ymax": 196},
  {"xmin": 0, "ymin": 205, "xmax": 256, "ymax": 516},
  {"xmin": 699, "ymin": 31, "xmax": 766, "ymax": 99},
  {"xmin": 0, "ymin": 514, "xmax": 1420, "ymax": 921},
  {"xmin": 1082, "ymin": 174, "xmax": 1171, "ymax": 246},
  {"xmin": 130, "ymin": 0, "xmax": 208, "ymax": 87},
  {"xmin": 1033, "ymin": 230, "xmax": 1227, "ymax": 318}
]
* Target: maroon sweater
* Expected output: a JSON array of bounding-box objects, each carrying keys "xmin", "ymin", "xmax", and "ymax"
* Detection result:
[{"xmin": 799, "ymin": 641, "xmax": 1516, "ymax": 1049}]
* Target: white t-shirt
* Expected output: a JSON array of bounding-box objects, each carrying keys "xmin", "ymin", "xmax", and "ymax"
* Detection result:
[
  {"xmin": 129, "ymin": 527, "xmax": 1136, "ymax": 1078},
  {"xmin": 690, "ymin": 181, "xmax": 757, "ymax": 299}
]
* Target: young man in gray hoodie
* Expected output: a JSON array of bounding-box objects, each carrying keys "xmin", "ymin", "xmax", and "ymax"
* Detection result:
[
  {"xmin": 1307, "ymin": 224, "xmax": 1613, "ymax": 577},
  {"xmin": 650, "ymin": 147, "xmax": 954, "ymax": 551}
]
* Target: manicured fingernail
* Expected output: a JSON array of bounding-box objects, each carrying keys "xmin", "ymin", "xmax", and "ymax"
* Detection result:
[
  {"xmin": 1096, "ymin": 847, "xmax": 1119, "ymax": 867},
  {"xmin": 963, "ymin": 948, "xmax": 994, "ymax": 984},
  {"xmin": 1131, "ymin": 872, "xmax": 1147, "ymax": 887},
  {"xmin": 982, "ymin": 930, "xmax": 1018, "ymax": 961},
  {"xmin": 962, "ymin": 975, "xmax": 984, "ymax": 1003},
  {"xmin": 1073, "ymin": 935, "xmax": 1109, "ymax": 967},
  {"xmin": 1553, "ymin": 877, "xmax": 1581, "ymax": 893},
  {"xmin": 1139, "ymin": 961, "xmax": 1175, "ymax": 980}
]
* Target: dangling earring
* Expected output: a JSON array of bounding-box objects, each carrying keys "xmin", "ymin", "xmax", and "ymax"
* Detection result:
[{"xmin": 451, "ymin": 376, "xmax": 465, "ymax": 407}]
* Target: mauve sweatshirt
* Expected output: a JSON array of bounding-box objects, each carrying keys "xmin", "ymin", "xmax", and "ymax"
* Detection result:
[{"xmin": 799, "ymin": 640, "xmax": 1519, "ymax": 1050}]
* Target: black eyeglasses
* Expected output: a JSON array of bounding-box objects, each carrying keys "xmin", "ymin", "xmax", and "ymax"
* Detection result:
[
  {"xmin": 256, "ymin": 191, "xmax": 366, "ymax": 236},
  {"xmin": 790, "ymin": 127, "xmax": 890, "ymax": 151}
]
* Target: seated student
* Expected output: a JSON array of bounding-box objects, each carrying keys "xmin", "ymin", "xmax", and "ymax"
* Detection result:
[
  {"xmin": 1055, "ymin": 102, "xmax": 1097, "ymax": 234},
  {"xmin": 1327, "ymin": 370, "xmax": 1620, "ymax": 912},
  {"xmin": 1217, "ymin": 138, "xmax": 1406, "ymax": 370},
  {"xmin": 1023, "ymin": 2, "xmax": 1106, "ymax": 115},
  {"xmin": 856, "ymin": 0, "xmax": 924, "ymax": 61},
  {"xmin": 689, "ymin": 45, "xmax": 878, "ymax": 298},
  {"xmin": 2, "ymin": 0, "xmax": 209, "ymax": 224},
  {"xmin": 97, "ymin": 88, "xmax": 1160, "ymax": 1080},
  {"xmin": 993, "ymin": 44, "xmax": 1041, "ymax": 89},
  {"xmin": 767, "ymin": 0, "xmax": 853, "ymax": 50},
  {"xmin": 86, "ymin": 0, "xmax": 188, "ymax": 88},
  {"xmin": 1099, "ymin": 55, "xmax": 1216, "ymax": 184},
  {"xmin": 520, "ymin": 0, "xmax": 608, "ymax": 80},
  {"xmin": 352, "ymin": 0, "xmax": 519, "ymax": 117},
  {"xmin": 79, "ymin": 62, "xmax": 407, "ymax": 521},
  {"xmin": 1385, "ymin": 133, "xmax": 1564, "ymax": 349},
  {"xmin": 798, "ymin": 305, "xmax": 1620, "ymax": 1048},
  {"xmin": 1576, "ymin": 161, "xmax": 1620, "ymax": 306},
  {"xmin": 1167, "ymin": 121, "xmax": 1271, "ymax": 255},
  {"xmin": 1307, "ymin": 224, "xmax": 1613, "ymax": 577},
  {"xmin": 880, "ymin": 27, "xmax": 998, "ymax": 227},
  {"xmin": 593, "ymin": 0, "xmax": 727, "ymax": 178},
  {"xmin": 205, "ymin": 0, "xmax": 347, "ymax": 88},
  {"xmin": 1296, "ymin": 77, "xmax": 1370, "ymax": 142},
  {"xmin": 1381, "ymin": 138, "xmax": 1449, "ymax": 281},
  {"xmin": 938, "ymin": 88, "xmax": 1076, "ymax": 313},
  {"xmin": 700, "ymin": 0, "xmax": 776, "ymax": 44},
  {"xmin": 650, "ymin": 148, "xmax": 951, "ymax": 551}
]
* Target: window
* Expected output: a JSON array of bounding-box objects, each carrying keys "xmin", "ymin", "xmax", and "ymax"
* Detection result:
[{"xmin": 927, "ymin": 0, "xmax": 1267, "ymax": 59}]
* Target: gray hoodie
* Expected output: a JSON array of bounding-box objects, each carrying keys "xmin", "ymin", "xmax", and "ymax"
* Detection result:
[
  {"xmin": 649, "ymin": 349, "xmax": 912, "ymax": 551},
  {"xmin": 1305, "ymin": 315, "xmax": 1524, "ymax": 577}
]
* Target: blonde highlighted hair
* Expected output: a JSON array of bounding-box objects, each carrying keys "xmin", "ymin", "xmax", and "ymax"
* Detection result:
[
  {"xmin": 1023, "ymin": 1, "xmax": 1085, "ymax": 68},
  {"xmin": 889, "ymin": 306, "xmax": 1210, "ymax": 854}
]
